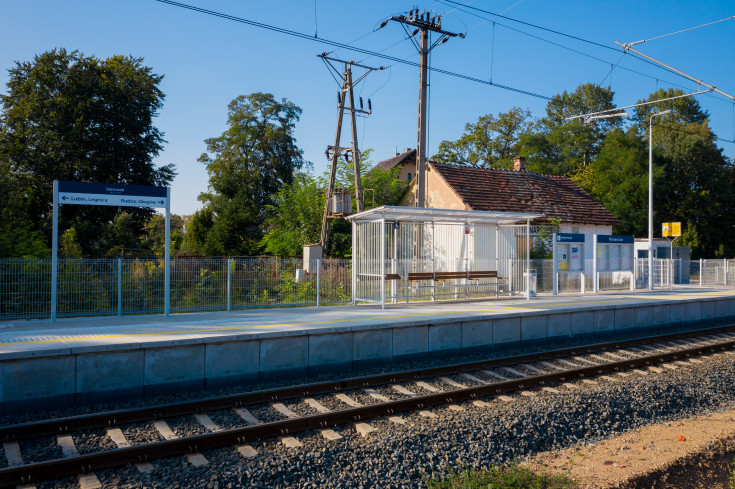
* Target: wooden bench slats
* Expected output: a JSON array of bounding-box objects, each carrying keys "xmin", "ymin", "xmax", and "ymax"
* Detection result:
[{"xmin": 357, "ymin": 273, "xmax": 402, "ymax": 281}]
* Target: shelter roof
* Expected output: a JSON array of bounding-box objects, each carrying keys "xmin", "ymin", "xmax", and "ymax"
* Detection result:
[
  {"xmin": 346, "ymin": 205, "xmax": 543, "ymax": 225},
  {"xmin": 429, "ymin": 162, "xmax": 621, "ymax": 226}
]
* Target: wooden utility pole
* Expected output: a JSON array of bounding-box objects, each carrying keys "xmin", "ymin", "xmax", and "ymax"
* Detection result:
[
  {"xmin": 380, "ymin": 9, "xmax": 463, "ymax": 207},
  {"xmin": 318, "ymin": 54, "xmax": 384, "ymax": 252}
]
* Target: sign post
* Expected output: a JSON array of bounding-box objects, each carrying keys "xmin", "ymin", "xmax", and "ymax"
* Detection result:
[{"xmin": 52, "ymin": 181, "xmax": 170, "ymax": 321}]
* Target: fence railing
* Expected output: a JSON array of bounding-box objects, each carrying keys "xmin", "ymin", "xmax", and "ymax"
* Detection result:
[
  {"xmin": 3, "ymin": 256, "xmax": 734, "ymax": 320},
  {"xmin": 0, "ymin": 257, "xmax": 352, "ymax": 320}
]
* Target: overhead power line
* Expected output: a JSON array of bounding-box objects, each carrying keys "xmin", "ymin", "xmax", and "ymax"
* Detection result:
[
  {"xmin": 629, "ymin": 15, "xmax": 735, "ymax": 46},
  {"xmin": 153, "ymin": 0, "xmax": 551, "ymax": 100},
  {"xmin": 439, "ymin": 0, "xmax": 732, "ymax": 94}
]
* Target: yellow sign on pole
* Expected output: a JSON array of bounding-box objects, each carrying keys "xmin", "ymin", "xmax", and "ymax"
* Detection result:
[{"xmin": 662, "ymin": 222, "xmax": 681, "ymax": 237}]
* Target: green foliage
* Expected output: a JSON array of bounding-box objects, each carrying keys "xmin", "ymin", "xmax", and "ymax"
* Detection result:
[
  {"xmin": 425, "ymin": 464, "xmax": 576, "ymax": 489},
  {"xmin": 530, "ymin": 218, "xmax": 561, "ymax": 259},
  {"xmin": 143, "ymin": 213, "xmax": 187, "ymax": 256},
  {"xmin": 59, "ymin": 228, "xmax": 83, "ymax": 258},
  {"xmin": 433, "ymin": 107, "xmax": 534, "ymax": 168},
  {"xmin": 631, "ymin": 89, "xmax": 735, "ymax": 258},
  {"xmin": 571, "ymin": 129, "xmax": 651, "ymax": 236},
  {"xmin": 191, "ymin": 93, "xmax": 305, "ymax": 255},
  {"xmin": 260, "ymin": 149, "xmax": 408, "ymax": 258},
  {"xmin": 519, "ymin": 83, "xmax": 620, "ymax": 175},
  {"xmin": 262, "ymin": 172, "xmax": 324, "ymax": 256},
  {"xmin": 0, "ymin": 48, "xmax": 175, "ymax": 257}
]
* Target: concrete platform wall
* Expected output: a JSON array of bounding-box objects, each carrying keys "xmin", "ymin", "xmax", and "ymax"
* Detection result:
[{"xmin": 2, "ymin": 296, "xmax": 734, "ymax": 413}]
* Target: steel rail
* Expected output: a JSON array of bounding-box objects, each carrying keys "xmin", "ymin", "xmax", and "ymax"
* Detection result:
[
  {"xmin": 1, "ymin": 337, "xmax": 734, "ymax": 487},
  {"xmin": 2, "ymin": 323, "xmax": 735, "ymax": 442}
]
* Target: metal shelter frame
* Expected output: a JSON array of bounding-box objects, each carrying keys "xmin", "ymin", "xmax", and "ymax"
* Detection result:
[{"xmin": 347, "ymin": 206, "xmax": 544, "ymax": 308}]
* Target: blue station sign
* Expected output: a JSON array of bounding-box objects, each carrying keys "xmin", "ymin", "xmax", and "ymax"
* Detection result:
[
  {"xmin": 555, "ymin": 233, "xmax": 585, "ymax": 243},
  {"xmin": 597, "ymin": 234, "xmax": 634, "ymax": 244},
  {"xmin": 58, "ymin": 181, "xmax": 168, "ymax": 208}
]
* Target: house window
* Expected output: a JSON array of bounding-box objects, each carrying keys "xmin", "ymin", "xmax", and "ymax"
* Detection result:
[{"xmin": 407, "ymin": 173, "xmax": 412, "ymax": 181}]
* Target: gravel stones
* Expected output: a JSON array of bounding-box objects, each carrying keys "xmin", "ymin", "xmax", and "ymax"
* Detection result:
[{"xmin": 79, "ymin": 353, "xmax": 735, "ymax": 488}]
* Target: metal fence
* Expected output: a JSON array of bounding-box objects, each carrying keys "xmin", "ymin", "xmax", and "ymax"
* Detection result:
[{"xmin": 0, "ymin": 257, "xmax": 352, "ymax": 320}]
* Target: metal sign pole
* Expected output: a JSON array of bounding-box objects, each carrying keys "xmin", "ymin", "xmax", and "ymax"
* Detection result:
[
  {"xmin": 51, "ymin": 180, "xmax": 59, "ymax": 322},
  {"xmin": 165, "ymin": 187, "xmax": 171, "ymax": 317}
]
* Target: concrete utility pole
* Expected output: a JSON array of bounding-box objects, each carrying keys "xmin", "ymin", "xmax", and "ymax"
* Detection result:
[
  {"xmin": 381, "ymin": 9, "xmax": 463, "ymax": 207},
  {"xmin": 318, "ymin": 54, "xmax": 384, "ymax": 251}
]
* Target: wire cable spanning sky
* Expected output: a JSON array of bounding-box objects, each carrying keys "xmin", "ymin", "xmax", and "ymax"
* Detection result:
[{"xmin": 1, "ymin": 0, "xmax": 733, "ymax": 215}]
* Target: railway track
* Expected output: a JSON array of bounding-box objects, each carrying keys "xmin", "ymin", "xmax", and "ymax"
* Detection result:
[{"xmin": 2, "ymin": 324, "xmax": 735, "ymax": 488}]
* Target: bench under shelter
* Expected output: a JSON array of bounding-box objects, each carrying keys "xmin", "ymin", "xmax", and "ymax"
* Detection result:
[{"xmin": 347, "ymin": 206, "xmax": 544, "ymax": 308}]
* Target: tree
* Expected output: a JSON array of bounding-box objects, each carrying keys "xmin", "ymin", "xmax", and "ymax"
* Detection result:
[
  {"xmin": 572, "ymin": 129, "xmax": 651, "ymax": 236},
  {"xmin": 631, "ymin": 89, "xmax": 735, "ymax": 257},
  {"xmin": 433, "ymin": 107, "xmax": 533, "ymax": 168},
  {"xmin": 260, "ymin": 150, "xmax": 409, "ymax": 258},
  {"xmin": 519, "ymin": 83, "xmax": 621, "ymax": 175},
  {"xmin": 190, "ymin": 93, "xmax": 305, "ymax": 256},
  {"xmin": 261, "ymin": 173, "xmax": 324, "ymax": 256},
  {"xmin": 0, "ymin": 49, "xmax": 175, "ymax": 256}
]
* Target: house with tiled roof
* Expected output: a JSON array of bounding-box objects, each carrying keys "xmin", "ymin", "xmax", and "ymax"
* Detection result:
[
  {"xmin": 392, "ymin": 155, "xmax": 621, "ymax": 257},
  {"xmin": 373, "ymin": 148, "xmax": 416, "ymax": 183}
]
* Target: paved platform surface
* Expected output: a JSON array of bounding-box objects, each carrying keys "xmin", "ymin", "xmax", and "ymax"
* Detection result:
[{"xmin": 2, "ymin": 287, "xmax": 734, "ymax": 359}]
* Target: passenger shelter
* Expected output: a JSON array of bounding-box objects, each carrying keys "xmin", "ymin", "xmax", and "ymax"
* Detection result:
[{"xmin": 347, "ymin": 206, "xmax": 543, "ymax": 308}]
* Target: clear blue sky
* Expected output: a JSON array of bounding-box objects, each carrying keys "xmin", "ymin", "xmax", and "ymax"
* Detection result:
[{"xmin": 2, "ymin": 1, "xmax": 734, "ymax": 215}]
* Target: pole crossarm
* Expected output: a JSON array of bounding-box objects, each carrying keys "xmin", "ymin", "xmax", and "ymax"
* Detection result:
[
  {"xmin": 379, "ymin": 8, "xmax": 464, "ymax": 208},
  {"xmin": 616, "ymin": 41, "xmax": 735, "ymax": 102}
]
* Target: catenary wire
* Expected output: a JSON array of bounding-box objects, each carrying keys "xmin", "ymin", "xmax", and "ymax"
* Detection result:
[
  {"xmin": 153, "ymin": 0, "xmax": 552, "ymax": 100},
  {"xmin": 441, "ymin": 0, "xmax": 734, "ymax": 106}
]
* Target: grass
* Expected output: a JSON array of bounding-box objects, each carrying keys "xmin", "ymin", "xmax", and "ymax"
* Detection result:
[
  {"xmin": 425, "ymin": 464, "xmax": 577, "ymax": 489},
  {"xmin": 729, "ymin": 457, "xmax": 735, "ymax": 489}
]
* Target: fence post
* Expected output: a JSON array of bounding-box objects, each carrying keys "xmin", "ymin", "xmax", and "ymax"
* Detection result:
[
  {"xmin": 725, "ymin": 258, "xmax": 728, "ymax": 285},
  {"xmin": 117, "ymin": 257, "xmax": 122, "ymax": 317},
  {"xmin": 227, "ymin": 258, "xmax": 232, "ymax": 312},
  {"xmin": 316, "ymin": 258, "xmax": 321, "ymax": 308},
  {"xmin": 700, "ymin": 258, "xmax": 703, "ymax": 286}
]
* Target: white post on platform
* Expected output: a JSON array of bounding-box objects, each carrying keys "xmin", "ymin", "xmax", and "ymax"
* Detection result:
[
  {"xmin": 592, "ymin": 234, "xmax": 598, "ymax": 294},
  {"xmin": 117, "ymin": 257, "xmax": 122, "ymax": 316},
  {"xmin": 552, "ymin": 233, "xmax": 558, "ymax": 296},
  {"xmin": 316, "ymin": 258, "xmax": 321, "ymax": 308},
  {"xmin": 724, "ymin": 258, "xmax": 728, "ymax": 285},
  {"xmin": 700, "ymin": 258, "xmax": 703, "ymax": 286},
  {"xmin": 51, "ymin": 180, "xmax": 59, "ymax": 322},
  {"xmin": 227, "ymin": 258, "xmax": 232, "ymax": 312},
  {"xmin": 164, "ymin": 187, "xmax": 171, "ymax": 317}
]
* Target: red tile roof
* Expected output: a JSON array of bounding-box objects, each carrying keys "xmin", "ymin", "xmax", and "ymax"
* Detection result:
[{"xmin": 430, "ymin": 162, "xmax": 621, "ymax": 226}]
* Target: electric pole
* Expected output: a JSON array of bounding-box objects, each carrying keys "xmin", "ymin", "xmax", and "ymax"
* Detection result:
[
  {"xmin": 318, "ymin": 54, "xmax": 385, "ymax": 252},
  {"xmin": 380, "ymin": 9, "xmax": 463, "ymax": 207}
]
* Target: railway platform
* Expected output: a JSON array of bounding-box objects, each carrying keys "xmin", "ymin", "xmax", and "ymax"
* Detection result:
[{"xmin": 2, "ymin": 287, "xmax": 735, "ymax": 412}]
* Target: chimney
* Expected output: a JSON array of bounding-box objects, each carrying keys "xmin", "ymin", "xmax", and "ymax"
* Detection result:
[{"xmin": 513, "ymin": 156, "xmax": 526, "ymax": 171}]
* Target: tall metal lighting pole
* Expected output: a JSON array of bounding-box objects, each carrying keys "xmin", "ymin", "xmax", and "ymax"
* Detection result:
[{"xmin": 648, "ymin": 109, "xmax": 671, "ymax": 290}]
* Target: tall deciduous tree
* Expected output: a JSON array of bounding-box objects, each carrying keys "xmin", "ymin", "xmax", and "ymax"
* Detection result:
[
  {"xmin": 0, "ymin": 49, "xmax": 174, "ymax": 256},
  {"xmin": 190, "ymin": 93, "xmax": 305, "ymax": 256},
  {"xmin": 433, "ymin": 107, "xmax": 533, "ymax": 168},
  {"xmin": 520, "ymin": 83, "xmax": 620, "ymax": 175},
  {"xmin": 632, "ymin": 89, "xmax": 735, "ymax": 257}
]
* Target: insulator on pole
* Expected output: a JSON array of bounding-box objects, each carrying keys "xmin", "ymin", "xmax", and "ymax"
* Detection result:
[
  {"xmin": 368, "ymin": 99, "xmax": 372, "ymax": 111},
  {"xmin": 360, "ymin": 97, "xmax": 364, "ymax": 110}
]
